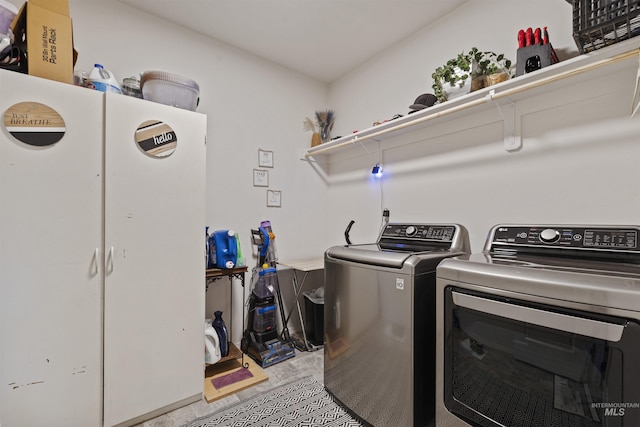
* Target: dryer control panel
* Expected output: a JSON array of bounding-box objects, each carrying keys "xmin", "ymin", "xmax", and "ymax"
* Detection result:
[
  {"xmin": 381, "ymin": 223, "xmax": 456, "ymax": 242},
  {"xmin": 489, "ymin": 225, "xmax": 640, "ymax": 252}
]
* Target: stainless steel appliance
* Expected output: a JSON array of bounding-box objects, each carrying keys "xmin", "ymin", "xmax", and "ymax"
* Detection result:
[
  {"xmin": 324, "ymin": 223, "xmax": 470, "ymax": 427},
  {"xmin": 436, "ymin": 224, "xmax": 640, "ymax": 427}
]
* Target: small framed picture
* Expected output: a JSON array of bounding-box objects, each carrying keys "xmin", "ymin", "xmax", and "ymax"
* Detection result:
[
  {"xmin": 267, "ymin": 190, "xmax": 281, "ymax": 207},
  {"xmin": 253, "ymin": 169, "xmax": 269, "ymax": 187},
  {"xmin": 258, "ymin": 149, "xmax": 274, "ymax": 168}
]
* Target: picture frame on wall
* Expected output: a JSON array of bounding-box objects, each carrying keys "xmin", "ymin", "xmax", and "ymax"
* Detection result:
[
  {"xmin": 258, "ymin": 149, "xmax": 274, "ymax": 168},
  {"xmin": 253, "ymin": 169, "xmax": 269, "ymax": 187},
  {"xmin": 267, "ymin": 190, "xmax": 281, "ymax": 207}
]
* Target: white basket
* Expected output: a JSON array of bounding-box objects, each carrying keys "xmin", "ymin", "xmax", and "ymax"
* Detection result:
[{"xmin": 140, "ymin": 71, "xmax": 200, "ymax": 111}]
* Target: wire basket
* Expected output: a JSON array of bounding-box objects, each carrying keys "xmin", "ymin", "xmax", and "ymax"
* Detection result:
[{"xmin": 572, "ymin": 0, "xmax": 640, "ymax": 53}]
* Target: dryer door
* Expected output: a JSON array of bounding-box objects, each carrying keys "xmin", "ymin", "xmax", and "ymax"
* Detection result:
[{"xmin": 442, "ymin": 286, "xmax": 640, "ymax": 427}]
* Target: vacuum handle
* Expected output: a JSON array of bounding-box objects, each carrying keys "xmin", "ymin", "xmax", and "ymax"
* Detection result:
[{"xmin": 258, "ymin": 227, "xmax": 270, "ymax": 257}]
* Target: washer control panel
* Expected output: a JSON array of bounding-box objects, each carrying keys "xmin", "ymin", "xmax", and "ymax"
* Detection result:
[
  {"xmin": 381, "ymin": 223, "xmax": 456, "ymax": 242},
  {"xmin": 491, "ymin": 225, "xmax": 640, "ymax": 251}
]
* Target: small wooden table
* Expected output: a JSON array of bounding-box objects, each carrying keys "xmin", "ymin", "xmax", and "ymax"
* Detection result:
[
  {"xmin": 204, "ymin": 266, "xmax": 267, "ymax": 402},
  {"xmin": 205, "ymin": 265, "xmax": 248, "ymax": 287},
  {"xmin": 205, "ymin": 266, "xmax": 248, "ymax": 363}
]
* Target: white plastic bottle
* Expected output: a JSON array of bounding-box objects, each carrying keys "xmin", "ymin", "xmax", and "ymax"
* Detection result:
[
  {"xmin": 204, "ymin": 320, "xmax": 221, "ymax": 364},
  {"xmin": 88, "ymin": 63, "xmax": 121, "ymax": 93}
]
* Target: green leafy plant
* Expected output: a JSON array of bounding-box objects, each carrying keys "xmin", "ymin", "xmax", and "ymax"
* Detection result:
[
  {"xmin": 475, "ymin": 49, "xmax": 512, "ymax": 78},
  {"xmin": 432, "ymin": 48, "xmax": 513, "ymax": 103},
  {"xmin": 431, "ymin": 51, "xmax": 475, "ymax": 103}
]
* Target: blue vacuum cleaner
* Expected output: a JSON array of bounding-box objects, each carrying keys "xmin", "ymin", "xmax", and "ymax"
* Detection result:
[{"xmin": 241, "ymin": 221, "xmax": 295, "ymax": 367}]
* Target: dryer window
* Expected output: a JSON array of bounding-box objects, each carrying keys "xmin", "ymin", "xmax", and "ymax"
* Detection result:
[{"xmin": 443, "ymin": 287, "xmax": 640, "ymax": 427}]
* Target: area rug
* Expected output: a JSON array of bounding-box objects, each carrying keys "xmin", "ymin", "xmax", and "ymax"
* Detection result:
[{"xmin": 183, "ymin": 376, "xmax": 364, "ymax": 427}]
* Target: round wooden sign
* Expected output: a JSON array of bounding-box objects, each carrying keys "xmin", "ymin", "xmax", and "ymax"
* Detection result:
[
  {"xmin": 135, "ymin": 120, "xmax": 177, "ymax": 158},
  {"xmin": 3, "ymin": 102, "xmax": 66, "ymax": 146}
]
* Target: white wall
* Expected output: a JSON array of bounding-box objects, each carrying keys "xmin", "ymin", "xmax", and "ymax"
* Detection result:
[
  {"xmin": 10, "ymin": 0, "xmax": 639, "ymax": 340},
  {"xmin": 329, "ymin": 0, "xmax": 576, "ymax": 139},
  {"xmin": 64, "ymin": 0, "xmax": 329, "ymax": 261},
  {"xmin": 323, "ymin": 0, "xmax": 640, "ymax": 253},
  {"xmin": 3, "ymin": 0, "xmax": 331, "ymax": 340}
]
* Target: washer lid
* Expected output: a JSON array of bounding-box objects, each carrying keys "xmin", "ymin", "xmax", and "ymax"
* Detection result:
[
  {"xmin": 326, "ymin": 244, "xmax": 412, "ymax": 268},
  {"xmin": 326, "ymin": 243, "xmax": 455, "ymax": 268}
]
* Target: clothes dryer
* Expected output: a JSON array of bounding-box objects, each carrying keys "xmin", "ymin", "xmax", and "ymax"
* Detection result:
[{"xmin": 436, "ymin": 224, "xmax": 640, "ymax": 427}]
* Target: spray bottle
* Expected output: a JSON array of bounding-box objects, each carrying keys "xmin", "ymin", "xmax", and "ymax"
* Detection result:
[{"xmin": 204, "ymin": 319, "xmax": 221, "ymax": 364}]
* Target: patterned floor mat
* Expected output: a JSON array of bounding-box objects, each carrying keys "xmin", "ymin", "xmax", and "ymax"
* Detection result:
[{"xmin": 183, "ymin": 376, "xmax": 364, "ymax": 427}]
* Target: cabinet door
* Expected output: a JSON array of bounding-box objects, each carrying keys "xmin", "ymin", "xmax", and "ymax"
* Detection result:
[
  {"xmin": 0, "ymin": 70, "xmax": 104, "ymax": 426},
  {"xmin": 102, "ymin": 93, "xmax": 206, "ymax": 427}
]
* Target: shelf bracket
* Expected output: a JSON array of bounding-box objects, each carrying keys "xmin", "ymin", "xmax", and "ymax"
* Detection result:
[
  {"xmin": 299, "ymin": 154, "xmax": 319, "ymax": 163},
  {"xmin": 486, "ymin": 90, "xmax": 520, "ymax": 152},
  {"xmin": 503, "ymin": 102, "xmax": 520, "ymax": 152},
  {"xmin": 356, "ymin": 136, "xmax": 373, "ymax": 155}
]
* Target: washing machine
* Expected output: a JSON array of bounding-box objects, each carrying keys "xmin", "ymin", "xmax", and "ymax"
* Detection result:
[
  {"xmin": 324, "ymin": 223, "xmax": 470, "ymax": 427},
  {"xmin": 436, "ymin": 224, "xmax": 640, "ymax": 427}
]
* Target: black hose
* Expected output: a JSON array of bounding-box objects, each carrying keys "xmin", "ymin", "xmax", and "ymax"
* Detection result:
[{"xmin": 344, "ymin": 220, "xmax": 355, "ymax": 245}]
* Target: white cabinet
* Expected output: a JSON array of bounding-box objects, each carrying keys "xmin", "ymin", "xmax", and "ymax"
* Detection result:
[
  {"xmin": 102, "ymin": 93, "xmax": 206, "ymax": 426},
  {"xmin": 0, "ymin": 71, "xmax": 206, "ymax": 427},
  {"xmin": 0, "ymin": 70, "xmax": 104, "ymax": 427}
]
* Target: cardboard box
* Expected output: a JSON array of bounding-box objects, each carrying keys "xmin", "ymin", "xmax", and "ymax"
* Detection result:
[{"xmin": 10, "ymin": 0, "xmax": 77, "ymax": 84}]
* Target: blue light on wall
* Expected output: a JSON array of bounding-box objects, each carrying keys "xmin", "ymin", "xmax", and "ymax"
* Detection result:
[{"xmin": 371, "ymin": 163, "xmax": 383, "ymax": 178}]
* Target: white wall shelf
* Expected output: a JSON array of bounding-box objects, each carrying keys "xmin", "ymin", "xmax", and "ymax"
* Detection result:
[{"xmin": 305, "ymin": 37, "xmax": 640, "ymax": 159}]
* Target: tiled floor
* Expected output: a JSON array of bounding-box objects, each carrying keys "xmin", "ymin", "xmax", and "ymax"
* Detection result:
[{"xmin": 135, "ymin": 348, "xmax": 324, "ymax": 427}]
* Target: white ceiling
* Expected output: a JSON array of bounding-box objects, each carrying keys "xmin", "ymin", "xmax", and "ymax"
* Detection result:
[{"xmin": 118, "ymin": 0, "xmax": 467, "ymax": 83}]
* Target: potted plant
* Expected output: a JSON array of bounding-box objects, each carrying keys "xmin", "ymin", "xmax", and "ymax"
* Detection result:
[
  {"xmin": 432, "ymin": 48, "xmax": 513, "ymax": 103},
  {"xmin": 431, "ymin": 50, "xmax": 481, "ymax": 103},
  {"xmin": 475, "ymin": 49, "xmax": 513, "ymax": 88}
]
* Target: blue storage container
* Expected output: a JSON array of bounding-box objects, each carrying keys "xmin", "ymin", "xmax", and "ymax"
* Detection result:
[{"xmin": 209, "ymin": 229, "xmax": 237, "ymax": 269}]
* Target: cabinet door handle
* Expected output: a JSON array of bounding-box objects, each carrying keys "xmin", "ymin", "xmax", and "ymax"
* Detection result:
[
  {"xmin": 90, "ymin": 248, "xmax": 99, "ymax": 276},
  {"xmin": 106, "ymin": 246, "xmax": 114, "ymax": 274}
]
